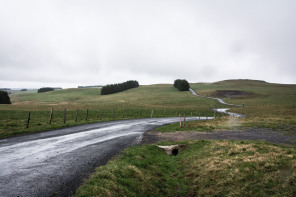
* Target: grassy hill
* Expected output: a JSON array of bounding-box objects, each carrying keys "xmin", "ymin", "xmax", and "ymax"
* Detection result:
[
  {"xmin": 0, "ymin": 80, "xmax": 295, "ymax": 138},
  {"xmin": 1, "ymin": 80, "xmax": 296, "ymax": 196},
  {"xmin": 190, "ymin": 80, "xmax": 296, "ymax": 131},
  {"xmin": 8, "ymin": 85, "xmax": 222, "ymax": 110},
  {"xmin": 0, "ymin": 84, "xmax": 221, "ymax": 138}
]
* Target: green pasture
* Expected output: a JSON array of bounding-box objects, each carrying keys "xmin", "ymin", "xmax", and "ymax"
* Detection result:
[
  {"xmin": 1, "ymin": 79, "xmax": 296, "ymax": 196},
  {"xmin": 75, "ymin": 140, "xmax": 296, "ymax": 196},
  {"xmin": 1, "ymin": 80, "xmax": 296, "ymax": 138},
  {"xmin": 190, "ymin": 80, "xmax": 296, "ymax": 131},
  {"xmin": 0, "ymin": 85, "xmax": 219, "ymax": 138}
]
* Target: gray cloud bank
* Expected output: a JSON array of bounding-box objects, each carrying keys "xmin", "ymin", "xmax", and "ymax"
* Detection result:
[{"xmin": 0, "ymin": 0, "xmax": 296, "ymax": 88}]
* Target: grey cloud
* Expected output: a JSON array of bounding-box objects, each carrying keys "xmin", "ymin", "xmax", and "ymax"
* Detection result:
[{"xmin": 0, "ymin": 0, "xmax": 296, "ymax": 88}]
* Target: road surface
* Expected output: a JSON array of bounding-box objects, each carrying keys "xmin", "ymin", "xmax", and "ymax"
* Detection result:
[
  {"xmin": 0, "ymin": 117, "xmax": 207, "ymax": 197},
  {"xmin": 189, "ymin": 88, "xmax": 245, "ymax": 117}
]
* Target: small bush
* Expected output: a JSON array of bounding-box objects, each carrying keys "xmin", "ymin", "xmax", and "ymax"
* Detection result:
[
  {"xmin": 0, "ymin": 90, "xmax": 11, "ymax": 104},
  {"xmin": 174, "ymin": 79, "xmax": 190, "ymax": 91}
]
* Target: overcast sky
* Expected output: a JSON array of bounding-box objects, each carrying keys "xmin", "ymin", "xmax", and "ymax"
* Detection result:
[{"xmin": 1, "ymin": 0, "xmax": 296, "ymax": 88}]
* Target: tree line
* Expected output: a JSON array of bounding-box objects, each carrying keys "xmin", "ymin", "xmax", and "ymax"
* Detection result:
[
  {"xmin": 174, "ymin": 79, "xmax": 190, "ymax": 91},
  {"xmin": 38, "ymin": 87, "xmax": 54, "ymax": 93},
  {"xmin": 101, "ymin": 80, "xmax": 139, "ymax": 95},
  {"xmin": 0, "ymin": 90, "xmax": 11, "ymax": 104}
]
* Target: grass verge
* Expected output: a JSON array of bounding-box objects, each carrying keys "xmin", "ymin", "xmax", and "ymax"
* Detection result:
[
  {"xmin": 155, "ymin": 116, "xmax": 241, "ymax": 132},
  {"xmin": 75, "ymin": 140, "xmax": 296, "ymax": 196}
]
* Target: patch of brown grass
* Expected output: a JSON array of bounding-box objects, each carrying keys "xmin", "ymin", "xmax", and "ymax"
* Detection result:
[{"xmin": 184, "ymin": 141, "xmax": 296, "ymax": 196}]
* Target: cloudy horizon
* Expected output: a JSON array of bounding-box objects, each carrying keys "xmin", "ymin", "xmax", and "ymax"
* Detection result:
[{"xmin": 1, "ymin": 0, "xmax": 296, "ymax": 89}]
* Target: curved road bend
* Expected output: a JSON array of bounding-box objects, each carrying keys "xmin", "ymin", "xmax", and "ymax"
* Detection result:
[{"xmin": 0, "ymin": 117, "xmax": 210, "ymax": 197}]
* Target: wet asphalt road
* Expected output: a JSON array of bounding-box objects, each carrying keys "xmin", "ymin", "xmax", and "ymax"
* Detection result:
[{"xmin": 0, "ymin": 117, "xmax": 205, "ymax": 197}]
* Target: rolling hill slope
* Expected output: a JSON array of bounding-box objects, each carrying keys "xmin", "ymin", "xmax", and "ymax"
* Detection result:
[{"xmin": 0, "ymin": 80, "xmax": 295, "ymax": 138}]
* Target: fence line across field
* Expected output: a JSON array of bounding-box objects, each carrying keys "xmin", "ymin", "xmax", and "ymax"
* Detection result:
[{"xmin": 24, "ymin": 108, "xmax": 219, "ymax": 128}]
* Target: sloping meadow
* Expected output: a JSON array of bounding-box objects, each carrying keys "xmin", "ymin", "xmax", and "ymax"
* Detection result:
[
  {"xmin": 190, "ymin": 80, "xmax": 296, "ymax": 131},
  {"xmin": 75, "ymin": 140, "xmax": 296, "ymax": 196}
]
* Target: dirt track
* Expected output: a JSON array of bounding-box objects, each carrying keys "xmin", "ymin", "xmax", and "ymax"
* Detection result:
[{"xmin": 141, "ymin": 128, "xmax": 296, "ymax": 146}]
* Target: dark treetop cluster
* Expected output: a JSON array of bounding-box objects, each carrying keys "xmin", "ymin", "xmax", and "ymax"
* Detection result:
[
  {"xmin": 101, "ymin": 80, "xmax": 139, "ymax": 95},
  {"xmin": 174, "ymin": 79, "xmax": 190, "ymax": 91},
  {"xmin": 37, "ymin": 87, "xmax": 55, "ymax": 93},
  {"xmin": 0, "ymin": 90, "xmax": 11, "ymax": 104}
]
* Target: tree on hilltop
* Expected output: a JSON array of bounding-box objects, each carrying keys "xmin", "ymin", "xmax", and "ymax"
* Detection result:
[
  {"xmin": 0, "ymin": 90, "xmax": 11, "ymax": 104},
  {"xmin": 173, "ymin": 79, "xmax": 190, "ymax": 91}
]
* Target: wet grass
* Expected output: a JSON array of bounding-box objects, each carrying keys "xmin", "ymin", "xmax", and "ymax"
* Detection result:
[
  {"xmin": 0, "ymin": 85, "xmax": 218, "ymax": 139},
  {"xmin": 8, "ymin": 85, "xmax": 224, "ymax": 110},
  {"xmin": 190, "ymin": 80, "xmax": 296, "ymax": 131},
  {"xmin": 0, "ymin": 109, "xmax": 213, "ymax": 139},
  {"xmin": 1, "ymin": 80, "xmax": 296, "ymax": 138},
  {"xmin": 155, "ymin": 79, "xmax": 296, "ymax": 133},
  {"xmin": 75, "ymin": 140, "xmax": 296, "ymax": 196}
]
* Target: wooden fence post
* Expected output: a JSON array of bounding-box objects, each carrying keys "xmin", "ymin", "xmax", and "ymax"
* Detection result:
[
  {"xmin": 64, "ymin": 108, "xmax": 66, "ymax": 123},
  {"xmin": 26, "ymin": 111, "xmax": 31, "ymax": 128},
  {"xmin": 183, "ymin": 113, "xmax": 186, "ymax": 126},
  {"xmin": 75, "ymin": 109, "xmax": 78, "ymax": 122},
  {"xmin": 179, "ymin": 114, "xmax": 182, "ymax": 128},
  {"xmin": 49, "ymin": 107, "xmax": 53, "ymax": 124},
  {"xmin": 157, "ymin": 109, "xmax": 158, "ymax": 118},
  {"xmin": 151, "ymin": 110, "xmax": 153, "ymax": 118},
  {"xmin": 85, "ymin": 109, "xmax": 88, "ymax": 121},
  {"xmin": 199, "ymin": 113, "xmax": 200, "ymax": 121}
]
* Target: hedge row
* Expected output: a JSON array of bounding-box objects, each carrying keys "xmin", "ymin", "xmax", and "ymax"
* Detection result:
[
  {"xmin": 101, "ymin": 80, "xmax": 139, "ymax": 95},
  {"xmin": 38, "ymin": 87, "xmax": 54, "ymax": 93}
]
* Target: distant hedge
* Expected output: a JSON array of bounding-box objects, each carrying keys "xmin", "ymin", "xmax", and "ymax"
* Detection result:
[
  {"xmin": 174, "ymin": 79, "xmax": 190, "ymax": 91},
  {"xmin": 38, "ymin": 87, "xmax": 54, "ymax": 93},
  {"xmin": 101, "ymin": 80, "xmax": 139, "ymax": 95},
  {"xmin": 0, "ymin": 90, "xmax": 11, "ymax": 104}
]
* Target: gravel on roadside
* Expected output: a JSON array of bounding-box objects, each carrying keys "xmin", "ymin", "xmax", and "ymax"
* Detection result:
[{"xmin": 140, "ymin": 128, "xmax": 296, "ymax": 146}]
